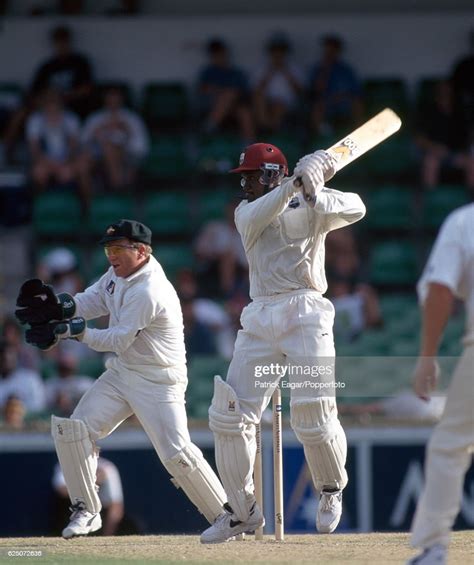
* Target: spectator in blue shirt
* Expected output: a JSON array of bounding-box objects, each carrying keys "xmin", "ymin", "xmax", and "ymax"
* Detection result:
[
  {"xmin": 308, "ymin": 35, "xmax": 363, "ymax": 135},
  {"xmin": 197, "ymin": 38, "xmax": 255, "ymax": 140}
]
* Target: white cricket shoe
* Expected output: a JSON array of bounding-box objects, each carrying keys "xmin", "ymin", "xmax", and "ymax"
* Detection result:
[
  {"xmin": 406, "ymin": 544, "xmax": 447, "ymax": 565},
  {"xmin": 316, "ymin": 490, "xmax": 342, "ymax": 533},
  {"xmin": 62, "ymin": 502, "xmax": 102, "ymax": 539},
  {"xmin": 200, "ymin": 503, "xmax": 264, "ymax": 544}
]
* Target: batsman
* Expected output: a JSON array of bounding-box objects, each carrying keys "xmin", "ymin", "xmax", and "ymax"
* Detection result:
[
  {"xmin": 201, "ymin": 143, "xmax": 366, "ymax": 543},
  {"xmin": 15, "ymin": 219, "xmax": 227, "ymax": 539}
]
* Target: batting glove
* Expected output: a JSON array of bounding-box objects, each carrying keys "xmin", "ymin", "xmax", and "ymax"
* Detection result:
[{"xmin": 294, "ymin": 150, "xmax": 336, "ymax": 206}]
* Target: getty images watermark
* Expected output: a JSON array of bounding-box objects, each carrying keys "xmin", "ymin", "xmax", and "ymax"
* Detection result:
[{"xmin": 254, "ymin": 362, "xmax": 346, "ymax": 391}]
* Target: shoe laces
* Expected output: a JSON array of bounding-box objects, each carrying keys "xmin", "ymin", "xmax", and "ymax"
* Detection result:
[
  {"xmin": 320, "ymin": 491, "xmax": 341, "ymax": 512},
  {"xmin": 69, "ymin": 501, "xmax": 88, "ymax": 521}
]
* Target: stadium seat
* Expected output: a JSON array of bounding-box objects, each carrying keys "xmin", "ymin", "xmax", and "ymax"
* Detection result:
[
  {"xmin": 154, "ymin": 243, "xmax": 194, "ymax": 280},
  {"xmin": 33, "ymin": 192, "xmax": 82, "ymax": 236},
  {"xmin": 366, "ymin": 186, "xmax": 415, "ymax": 230},
  {"xmin": 0, "ymin": 82, "xmax": 22, "ymax": 112},
  {"xmin": 142, "ymin": 82, "xmax": 189, "ymax": 128},
  {"xmin": 141, "ymin": 192, "xmax": 193, "ymax": 234},
  {"xmin": 142, "ymin": 135, "xmax": 192, "ymax": 178},
  {"xmin": 422, "ymin": 185, "xmax": 470, "ymax": 229},
  {"xmin": 364, "ymin": 134, "xmax": 414, "ymax": 176},
  {"xmin": 87, "ymin": 247, "xmax": 109, "ymax": 281},
  {"xmin": 369, "ymin": 241, "xmax": 419, "ymax": 286},
  {"xmin": 196, "ymin": 134, "xmax": 243, "ymax": 174},
  {"xmin": 88, "ymin": 195, "xmax": 135, "ymax": 235},
  {"xmin": 187, "ymin": 355, "xmax": 229, "ymax": 401},
  {"xmin": 363, "ymin": 77, "xmax": 409, "ymax": 117},
  {"xmin": 196, "ymin": 190, "xmax": 236, "ymax": 224}
]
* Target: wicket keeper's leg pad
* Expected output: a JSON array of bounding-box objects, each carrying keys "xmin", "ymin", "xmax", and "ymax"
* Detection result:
[
  {"xmin": 51, "ymin": 415, "xmax": 102, "ymax": 513},
  {"xmin": 163, "ymin": 443, "xmax": 227, "ymax": 524}
]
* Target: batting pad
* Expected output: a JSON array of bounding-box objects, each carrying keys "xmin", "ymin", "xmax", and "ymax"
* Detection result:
[
  {"xmin": 290, "ymin": 398, "xmax": 348, "ymax": 491},
  {"xmin": 163, "ymin": 443, "xmax": 227, "ymax": 524},
  {"xmin": 51, "ymin": 416, "xmax": 101, "ymax": 514},
  {"xmin": 208, "ymin": 376, "xmax": 256, "ymax": 522}
]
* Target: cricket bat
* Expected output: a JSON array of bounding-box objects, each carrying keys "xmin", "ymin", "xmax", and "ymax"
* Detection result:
[{"xmin": 295, "ymin": 107, "xmax": 402, "ymax": 188}]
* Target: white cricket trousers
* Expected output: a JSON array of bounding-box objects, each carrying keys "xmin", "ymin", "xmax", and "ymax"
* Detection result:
[
  {"xmin": 411, "ymin": 344, "xmax": 474, "ymax": 548},
  {"xmin": 72, "ymin": 364, "xmax": 191, "ymax": 461},
  {"xmin": 214, "ymin": 289, "xmax": 347, "ymax": 520}
]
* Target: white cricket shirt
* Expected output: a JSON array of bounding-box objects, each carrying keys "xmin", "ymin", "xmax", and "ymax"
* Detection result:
[
  {"xmin": 235, "ymin": 176, "xmax": 366, "ymax": 299},
  {"xmin": 417, "ymin": 203, "xmax": 474, "ymax": 344},
  {"xmin": 75, "ymin": 255, "xmax": 186, "ymax": 371}
]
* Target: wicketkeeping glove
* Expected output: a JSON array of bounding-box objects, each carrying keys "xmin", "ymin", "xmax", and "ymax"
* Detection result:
[
  {"xmin": 25, "ymin": 317, "xmax": 86, "ymax": 351},
  {"xmin": 15, "ymin": 278, "xmax": 76, "ymax": 325}
]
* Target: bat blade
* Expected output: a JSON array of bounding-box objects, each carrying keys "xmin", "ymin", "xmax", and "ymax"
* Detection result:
[{"xmin": 327, "ymin": 107, "xmax": 402, "ymax": 171}]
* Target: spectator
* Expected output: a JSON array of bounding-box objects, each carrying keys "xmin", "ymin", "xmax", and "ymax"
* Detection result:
[
  {"xmin": 37, "ymin": 247, "xmax": 84, "ymax": 295},
  {"xmin": 327, "ymin": 273, "xmax": 383, "ymax": 343},
  {"xmin": 451, "ymin": 28, "xmax": 474, "ymax": 148},
  {"xmin": 415, "ymin": 80, "xmax": 474, "ymax": 189},
  {"xmin": 26, "ymin": 88, "xmax": 90, "ymax": 207},
  {"xmin": 0, "ymin": 341, "xmax": 46, "ymax": 414},
  {"xmin": 45, "ymin": 352, "xmax": 94, "ymax": 416},
  {"xmin": 4, "ymin": 25, "xmax": 94, "ymax": 160},
  {"xmin": 308, "ymin": 35, "xmax": 363, "ymax": 135},
  {"xmin": 1, "ymin": 316, "xmax": 40, "ymax": 371},
  {"xmin": 176, "ymin": 269, "xmax": 234, "ymax": 359},
  {"xmin": 253, "ymin": 32, "xmax": 304, "ymax": 133},
  {"xmin": 81, "ymin": 86, "xmax": 149, "ymax": 191},
  {"xmin": 52, "ymin": 457, "xmax": 127, "ymax": 536},
  {"xmin": 0, "ymin": 395, "xmax": 27, "ymax": 430},
  {"xmin": 197, "ymin": 38, "xmax": 255, "ymax": 140},
  {"xmin": 194, "ymin": 200, "xmax": 249, "ymax": 299},
  {"xmin": 325, "ymin": 228, "xmax": 382, "ymax": 342},
  {"xmin": 180, "ymin": 297, "xmax": 217, "ymax": 358}
]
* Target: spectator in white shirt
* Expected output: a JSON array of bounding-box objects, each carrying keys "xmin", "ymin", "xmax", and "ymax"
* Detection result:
[
  {"xmin": 0, "ymin": 341, "xmax": 46, "ymax": 414},
  {"xmin": 252, "ymin": 33, "xmax": 304, "ymax": 133},
  {"xmin": 45, "ymin": 352, "xmax": 94, "ymax": 415},
  {"xmin": 81, "ymin": 86, "xmax": 149, "ymax": 191},
  {"xmin": 26, "ymin": 88, "xmax": 88, "ymax": 207}
]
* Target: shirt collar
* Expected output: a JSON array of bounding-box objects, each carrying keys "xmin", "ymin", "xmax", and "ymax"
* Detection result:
[{"xmin": 125, "ymin": 255, "xmax": 155, "ymax": 283}]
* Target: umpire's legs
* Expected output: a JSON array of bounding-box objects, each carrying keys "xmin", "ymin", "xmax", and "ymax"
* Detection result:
[{"xmin": 411, "ymin": 345, "xmax": 474, "ymax": 549}]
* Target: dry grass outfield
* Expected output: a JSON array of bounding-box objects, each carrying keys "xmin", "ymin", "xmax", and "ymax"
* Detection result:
[{"xmin": 0, "ymin": 532, "xmax": 472, "ymax": 564}]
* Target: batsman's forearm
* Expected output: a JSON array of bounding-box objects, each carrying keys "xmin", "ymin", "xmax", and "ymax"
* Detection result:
[{"xmin": 419, "ymin": 283, "xmax": 454, "ymax": 356}]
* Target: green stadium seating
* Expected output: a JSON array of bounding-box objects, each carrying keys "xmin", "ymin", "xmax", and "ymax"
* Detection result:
[
  {"xmin": 87, "ymin": 247, "xmax": 109, "ymax": 282},
  {"xmin": 366, "ymin": 186, "xmax": 415, "ymax": 230},
  {"xmin": 364, "ymin": 133, "xmax": 414, "ymax": 176},
  {"xmin": 33, "ymin": 192, "xmax": 82, "ymax": 236},
  {"xmin": 379, "ymin": 294, "xmax": 417, "ymax": 318},
  {"xmin": 369, "ymin": 241, "xmax": 418, "ymax": 286},
  {"xmin": 78, "ymin": 357, "xmax": 104, "ymax": 379},
  {"xmin": 422, "ymin": 185, "xmax": 470, "ymax": 229},
  {"xmin": 0, "ymin": 82, "xmax": 22, "ymax": 111},
  {"xmin": 141, "ymin": 192, "xmax": 192, "ymax": 234},
  {"xmin": 88, "ymin": 195, "xmax": 135, "ymax": 235},
  {"xmin": 154, "ymin": 243, "xmax": 194, "ymax": 280},
  {"xmin": 142, "ymin": 82, "xmax": 189, "ymax": 128},
  {"xmin": 363, "ymin": 77, "xmax": 409, "ymax": 117},
  {"xmin": 187, "ymin": 355, "xmax": 229, "ymax": 401},
  {"xmin": 196, "ymin": 135, "xmax": 243, "ymax": 174},
  {"xmin": 142, "ymin": 135, "xmax": 192, "ymax": 178},
  {"xmin": 197, "ymin": 190, "xmax": 236, "ymax": 223}
]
